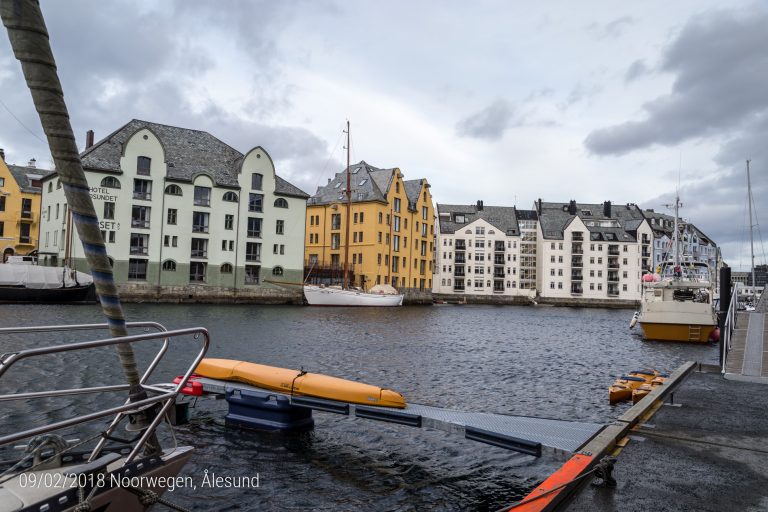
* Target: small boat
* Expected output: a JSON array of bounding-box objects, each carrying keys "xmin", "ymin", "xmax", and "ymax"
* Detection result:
[
  {"xmin": 195, "ymin": 358, "xmax": 407, "ymax": 408},
  {"xmin": 0, "ymin": 262, "xmax": 96, "ymax": 303},
  {"xmin": 303, "ymin": 122, "xmax": 403, "ymax": 307}
]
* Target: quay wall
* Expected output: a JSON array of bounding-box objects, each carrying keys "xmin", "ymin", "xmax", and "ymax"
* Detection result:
[
  {"xmin": 403, "ymin": 288, "xmax": 433, "ymax": 305},
  {"xmin": 433, "ymin": 293, "xmax": 637, "ymax": 309},
  {"xmin": 117, "ymin": 283, "xmax": 303, "ymax": 304}
]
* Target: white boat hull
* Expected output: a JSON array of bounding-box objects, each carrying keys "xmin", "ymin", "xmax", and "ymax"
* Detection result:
[{"xmin": 304, "ymin": 285, "xmax": 403, "ymax": 306}]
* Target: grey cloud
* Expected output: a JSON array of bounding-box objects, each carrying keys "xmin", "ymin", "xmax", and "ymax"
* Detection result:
[
  {"xmin": 456, "ymin": 99, "xmax": 515, "ymax": 140},
  {"xmin": 585, "ymin": 8, "xmax": 768, "ymax": 156},
  {"xmin": 624, "ymin": 59, "xmax": 648, "ymax": 82},
  {"xmin": 587, "ymin": 16, "xmax": 635, "ymax": 40}
]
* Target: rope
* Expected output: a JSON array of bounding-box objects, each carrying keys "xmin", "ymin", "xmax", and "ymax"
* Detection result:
[
  {"xmin": 126, "ymin": 487, "xmax": 193, "ymax": 512},
  {"xmin": 492, "ymin": 457, "xmax": 615, "ymax": 512},
  {"xmin": 290, "ymin": 367, "xmax": 307, "ymax": 397},
  {"xmin": 1, "ymin": 0, "xmax": 160, "ymax": 453}
]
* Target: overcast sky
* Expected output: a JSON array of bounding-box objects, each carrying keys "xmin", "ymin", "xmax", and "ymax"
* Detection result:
[{"xmin": 1, "ymin": 1, "xmax": 765, "ymax": 270}]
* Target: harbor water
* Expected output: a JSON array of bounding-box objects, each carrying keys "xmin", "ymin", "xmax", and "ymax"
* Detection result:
[{"xmin": 0, "ymin": 304, "xmax": 719, "ymax": 511}]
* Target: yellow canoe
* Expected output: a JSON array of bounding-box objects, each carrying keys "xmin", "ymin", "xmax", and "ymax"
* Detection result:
[{"xmin": 195, "ymin": 358, "xmax": 406, "ymax": 409}]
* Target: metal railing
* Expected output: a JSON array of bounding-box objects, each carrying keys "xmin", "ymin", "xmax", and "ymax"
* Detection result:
[
  {"xmin": 0, "ymin": 322, "xmax": 209, "ymax": 465},
  {"xmin": 721, "ymin": 286, "xmax": 739, "ymax": 374}
]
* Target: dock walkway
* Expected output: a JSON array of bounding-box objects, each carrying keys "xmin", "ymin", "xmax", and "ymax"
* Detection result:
[
  {"xmin": 566, "ymin": 370, "xmax": 768, "ymax": 511},
  {"xmin": 724, "ymin": 311, "xmax": 768, "ymax": 383}
]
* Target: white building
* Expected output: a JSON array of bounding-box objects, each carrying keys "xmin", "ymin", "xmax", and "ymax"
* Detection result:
[
  {"xmin": 39, "ymin": 120, "xmax": 309, "ymax": 301},
  {"xmin": 433, "ymin": 201, "xmax": 537, "ymax": 300},
  {"xmin": 535, "ymin": 200, "xmax": 653, "ymax": 303}
]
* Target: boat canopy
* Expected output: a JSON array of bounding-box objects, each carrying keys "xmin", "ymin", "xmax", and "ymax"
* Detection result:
[{"xmin": 0, "ymin": 265, "xmax": 93, "ymax": 289}]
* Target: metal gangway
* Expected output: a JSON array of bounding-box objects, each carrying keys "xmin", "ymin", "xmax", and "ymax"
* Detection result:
[{"xmin": 184, "ymin": 376, "xmax": 605, "ymax": 458}]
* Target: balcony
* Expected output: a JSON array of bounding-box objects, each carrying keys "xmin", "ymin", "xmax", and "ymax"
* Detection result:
[
  {"xmin": 608, "ymin": 246, "xmax": 619, "ymax": 256},
  {"xmin": 17, "ymin": 236, "xmax": 35, "ymax": 246},
  {"xmin": 571, "ymin": 256, "xmax": 583, "ymax": 268},
  {"xmin": 607, "ymin": 287, "xmax": 620, "ymax": 296},
  {"xmin": 493, "ymin": 280, "xmax": 505, "ymax": 293},
  {"xmin": 191, "ymin": 249, "xmax": 208, "ymax": 259},
  {"xmin": 130, "ymin": 246, "xmax": 148, "ymax": 256},
  {"xmin": 572, "ymin": 248, "xmax": 584, "ymax": 255},
  {"xmin": 493, "ymin": 269, "xmax": 505, "ymax": 278},
  {"xmin": 133, "ymin": 192, "xmax": 151, "ymax": 201},
  {"xmin": 455, "ymin": 241, "xmax": 466, "ymax": 251},
  {"xmin": 131, "ymin": 219, "xmax": 150, "ymax": 229},
  {"xmin": 642, "ymin": 250, "xmax": 651, "ymax": 258},
  {"xmin": 494, "ymin": 256, "xmax": 505, "ymax": 265},
  {"xmin": 455, "ymin": 255, "xmax": 466, "ymax": 264},
  {"xmin": 608, "ymin": 272, "xmax": 619, "ymax": 282},
  {"xmin": 193, "ymin": 198, "xmax": 210, "ymax": 207},
  {"xmin": 454, "ymin": 269, "xmax": 465, "ymax": 277},
  {"xmin": 571, "ymin": 271, "xmax": 583, "ymax": 281},
  {"xmin": 571, "ymin": 284, "xmax": 583, "ymax": 295},
  {"xmin": 572, "ymin": 233, "xmax": 584, "ymax": 241},
  {"xmin": 494, "ymin": 242, "xmax": 505, "ymax": 252},
  {"xmin": 192, "ymin": 225, "xmax": 209, "ymax": 233},
  {"xmin": 608, "ymin": 263, "xmax": 620, "ymax": 269},
  {"xmin": 21, "ymin": 210, "xmax": 32, "ymax": 219}
]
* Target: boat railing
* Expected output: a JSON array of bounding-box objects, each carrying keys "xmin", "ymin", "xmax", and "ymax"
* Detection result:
[
  {"xmin": 0, "ymin": 322, "xmax": 209, "ymax": 465},
  {"xmin": 721, "ymin": 286, "xmax": 739, "ymax": 374}
]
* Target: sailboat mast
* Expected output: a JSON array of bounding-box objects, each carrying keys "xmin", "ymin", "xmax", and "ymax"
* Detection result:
[
  {"xmin": 673, "ymin": 193, "xmax": 680, "ymax": 267},
  {"xmin": 747, "ymin": 160, "xmax": 756, "ymax": 293},
  {"xmin": 343, "ymin": 120, "xmax": 351, "ymax": 289}
]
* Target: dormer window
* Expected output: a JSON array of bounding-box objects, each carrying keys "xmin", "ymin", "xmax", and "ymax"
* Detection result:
[
  {"xmin": 251, "ymin": 173, "xmax": 263, "ymax": 190},
  {"xmin": 137, "ymin": 156, "xmax": 151, "ymax": 176},
  {"xmin": 454, "ymin": 214, "xmax": 466, "ymax": 223}
]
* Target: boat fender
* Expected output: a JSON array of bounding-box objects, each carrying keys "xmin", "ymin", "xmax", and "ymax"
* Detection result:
[{"xmin": 619, "ymin": 376, "xmax": 646, "ymax": 382}]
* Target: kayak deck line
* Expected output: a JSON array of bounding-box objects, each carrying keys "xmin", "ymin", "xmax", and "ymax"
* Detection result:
[{"xmin": 186, "ymin": 376, "xmax": 605, "ymax": 457}]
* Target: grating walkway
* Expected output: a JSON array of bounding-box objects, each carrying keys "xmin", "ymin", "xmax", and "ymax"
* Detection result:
[
  {"xmin": 191, "ymin": 377, "xmax": 604, "ymax": 457},
  {"xmin": 725, "ymin": 312, "xmax": 768, "ymax": 383}
]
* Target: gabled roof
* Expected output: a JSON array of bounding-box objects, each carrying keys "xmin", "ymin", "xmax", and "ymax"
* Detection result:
[
  {"xmin": 76, "ymin": 119, "xmax": 307, "ymax": 197},
  {"xmin": 308, "ymin": 160, "xmax": 396, "ymax": 206},
  {"xmin": 437, "ymin": 203, "xmax": 525, "ymax": 236},
  {"xmin": 6, "ymin": 164, "xmax": 44, "ymax": 194},
  {"xmin": 403, "ymin": 179, "xmax": 425, "ymax": 211},
  {"xmin": 537, "ymin": 200, "xmax": 646, "ymax": 242}
]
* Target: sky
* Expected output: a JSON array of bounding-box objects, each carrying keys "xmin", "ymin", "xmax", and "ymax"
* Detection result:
[{"xmin": 0, "ymin": 1, "xmax": 766, "ymax": 270}]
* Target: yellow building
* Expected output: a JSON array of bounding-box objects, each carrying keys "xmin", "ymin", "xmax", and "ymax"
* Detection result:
[
  {"xmin": 0, "ymin": 153, "xmax": 43, "ymax": 261},
  {"xmin": 305, "ymin": 161, "xmax": 435, "ymax": 291}
]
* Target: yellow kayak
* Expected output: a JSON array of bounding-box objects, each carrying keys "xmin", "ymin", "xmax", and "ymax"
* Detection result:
[
  {"xmin": 195, "ymin": 358, "xmax": 406, "ymax": 408},
  {"xmin": 608, "ymin": 375, "xmax": 646, "ymax": 404}
]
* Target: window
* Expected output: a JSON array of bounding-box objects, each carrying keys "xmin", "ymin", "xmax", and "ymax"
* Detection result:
[
  {"xmin": 378, "ymin": 212, "xmax": 383, "ymax": 223},
  {"xmin": 221, "ymin": 263, "xmax": 233, "ymax": 274},
  {"xmin": 191, "ymin": 238, "xmax": 208, "ymax": 258},
  {"xmin": 223, "ymin": 191, "xmax": 238, "ymax": 202},
  {"xmin": 359, "ymin": 212, "xmax": 364, "ymax": 223},
  {"xmin": 248, "ymin": 193, "xmax": 263, "ymax": 212},
  {"xmin": 137, "ymin": 156, "xmax": 151, "ymax": 175},
  {"xmin": 167, "ymin": 208, "xmax": 177, "ymax": 225},
  {"xmin": 247, "ymin": 217, "xmax": 262, "ymax": 238},
  {"xmin": 251, "ymin": 173, "xmax": 263, "ymax": 190},
  {"xmin": 162, "ymin": 260, "xmax": 176, "ymax": 271},
  {"xmin": 331, "ymin": 233, "xmax": 340, "ymax": 249},
  {"xmin": 130, "ymin": 233, "xmax": 149, "ymax": 255},
  {"xmin": 394, "ymin": 216, "xmax": 401, "ymax": 232},
  {"xmin": 276, "ymin": 220, "xmax": 284, "ymax": 234},
  {"xmin": 274, "ymin": 198, "xmax": 288, "ymax": 208},
  {"xmin": 394, "ymin": 198, "xmax": 401, "ymax": 213},
  {"xmin": 245, "ymin": 242, "xmax": 261, "ymax": 262},
  {"xmin": 393, "ymin": 235, "xmax": 400, "ymax": 252},
  {"xmin": 476, "ymin": 227, "xmax": 485, "ymax": 235},
  {"xmin": 0, "ymin": 196, "xmax": 5, "ymax": 212},
  {"xmin": 131, "ymin": 206, "xmax": 151, "ymax": 228},
  {"xmin": 103, "ymin": 202, "xmax": 115, "ymax": 220},
  {"xmin": 133, "ymin": 179, "xmax": 152, "ymax": 200},
  {"xmin": 101, "ymin": 176, "xmax": 120, "ymax": 189},
  {"xmin": 128, "ymin": 259, "xmax": 148, "ymax": 280},
  {"xmin": 192, "ymin": 212, "xmax": 209, "ymax": 233},
  {"xmin": 109, "ymin": 231, "xmax": 116, "ymax": 243},
  {"xmin": 194, "ymin": 186, "xmax": 211, "ymax": 206},
  {"xmin": 165, "ymin": 184, "xmax": 183, "ymax": 196},
  {"xmin": 190, "ymin": 262, "xmax": 206, "ymax": 282},
  {"xmin": 331, "ymin": 213, "xmax": 341, "ymax": 230},
  {"xmin": 422, "ymin": 206, "xmax": 428, "ymax": 220},
  {"xmin": 354, "ymin": 212, "xmax": 359, "ymax": 224},
  {"xmin": 272, "ymin": 266, "xmax": 284, "ymax": 276},
  {"xmin": 225, "ymin": 214, "xmax": 234, "ymax": 230},
  {"xmin": 245, "ymin": 265, "xmax": 260, "ymax": 284}
]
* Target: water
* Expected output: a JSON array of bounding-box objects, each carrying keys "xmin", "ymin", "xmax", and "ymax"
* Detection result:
[{"xmin": 0, "ymin": 304, "xmax": 718, "ymax": 510}]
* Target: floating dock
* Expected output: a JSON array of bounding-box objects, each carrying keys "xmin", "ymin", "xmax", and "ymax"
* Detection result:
[{"xmin": 188, "ymin": 376, "xmax": 605, "ymax": 457}]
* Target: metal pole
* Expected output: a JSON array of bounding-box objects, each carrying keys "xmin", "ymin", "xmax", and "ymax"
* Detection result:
[
  {"xmin": 343, "ymin": 120, "xmax": 351, "ymax": 289},
  {"xmin": 747, "ymin": 160, "xmax": 756, "ymax": 298},
  {"xmin": 719, "ymin": 266, "xmax": 731, "ymax": 367}
]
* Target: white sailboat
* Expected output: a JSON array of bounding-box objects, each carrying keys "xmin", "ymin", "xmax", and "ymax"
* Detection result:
[
  {"xmin": 303, "ymin": 122, "xmax": 403, "ymax": 306},
  {"xmin": 637, "ymin": 193, "xmax": 718, "ymax": 342}
]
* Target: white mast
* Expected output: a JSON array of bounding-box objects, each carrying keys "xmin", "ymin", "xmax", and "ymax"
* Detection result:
[{"xmin": 747, "ymin": 160, "xmax": 756, "ymax": 294}]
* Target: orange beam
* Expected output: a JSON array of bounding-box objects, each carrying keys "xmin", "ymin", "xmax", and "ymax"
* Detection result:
[{"xmin": 508, "ymin": 453, "xmax": 594, "ymax": 512}]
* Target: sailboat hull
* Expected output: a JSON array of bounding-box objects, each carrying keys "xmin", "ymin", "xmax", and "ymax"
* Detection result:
[{"xmin": 304, "ymin": 285, "xmax": 403, "ymax": 306}]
